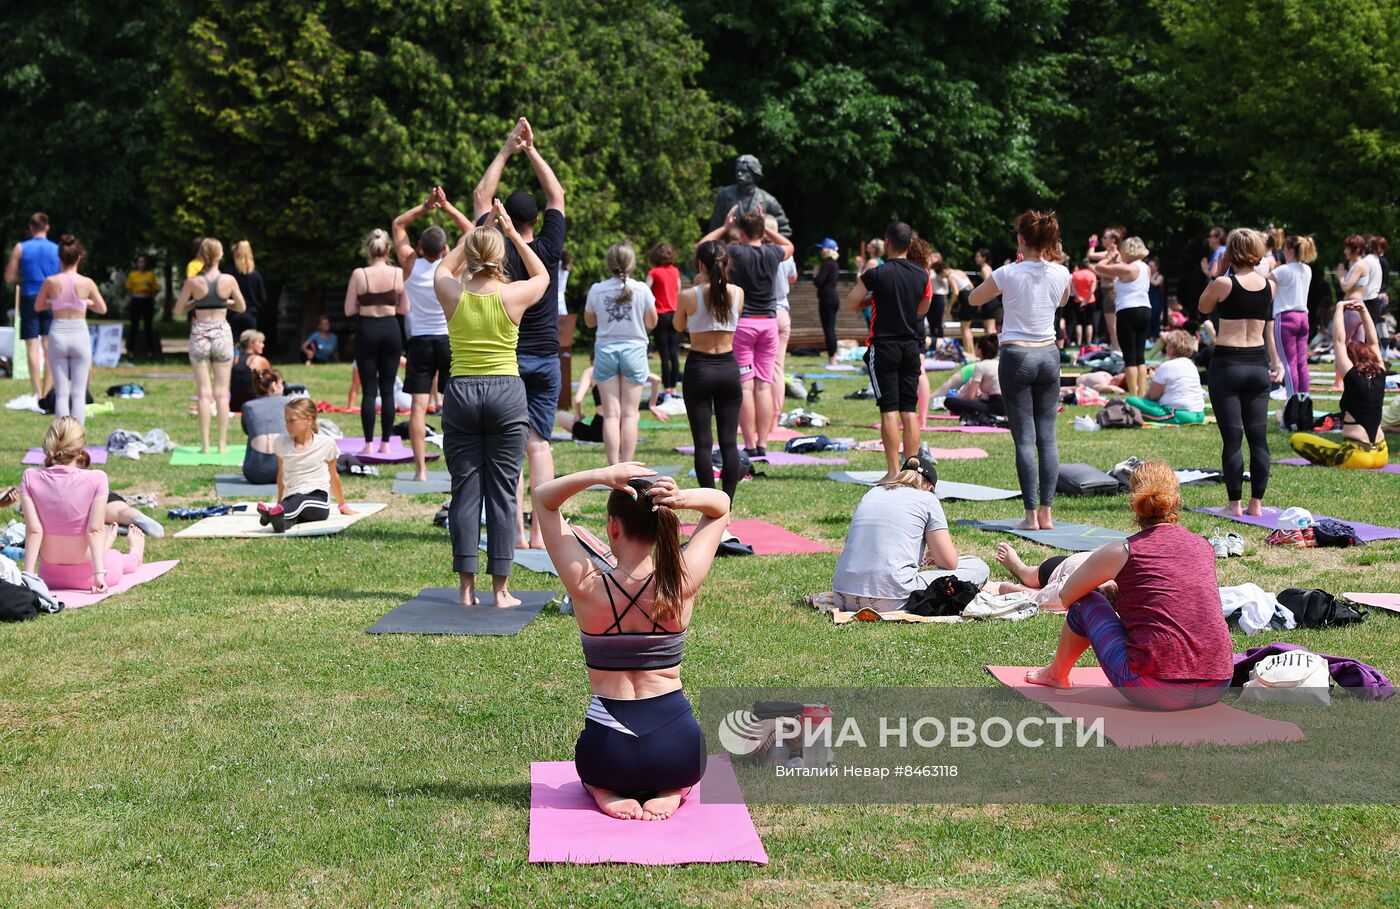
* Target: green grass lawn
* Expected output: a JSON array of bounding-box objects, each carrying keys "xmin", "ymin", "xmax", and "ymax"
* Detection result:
[{"xmin": 2, "ymin": 352, "xmax": 1398, "ymax": 908}]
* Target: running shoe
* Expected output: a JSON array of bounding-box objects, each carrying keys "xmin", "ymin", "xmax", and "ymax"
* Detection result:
[
  {"xmin": 1207, "ymin": 531, "xmax": 1230, "ymax": 559},
  {"xmin": 1225, "ymin": 531, "xmax": 1246, "ymax": 557}
]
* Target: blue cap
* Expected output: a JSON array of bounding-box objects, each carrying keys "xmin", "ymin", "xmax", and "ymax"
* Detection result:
[{"xmin": 815, "ymin": 237, "xmax": 839, "ymax": 251}]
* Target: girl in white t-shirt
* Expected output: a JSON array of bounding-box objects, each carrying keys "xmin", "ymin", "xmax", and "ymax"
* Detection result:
[
  {"xmin": 258, "ymin": 398, "xmax": 352, "ymax": 533},
  {"xmin": 1269, "ymin": 235, "xmax": 1315, "ymax": 396},
  {"xmin": 1126, "ymin": 331, "xmax": 1205, "ymax": 424},
  {"xmin": 584, "ymin": 243, "xmax": 659, "ymax": 464}
]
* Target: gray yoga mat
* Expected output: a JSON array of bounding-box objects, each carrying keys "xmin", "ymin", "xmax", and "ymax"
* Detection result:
[
  {"xmin": 214, "ymin": 474, "xmax": 277, "ymax": 499},
  {"xmin": 956, "ymin": 519, "xmax": 1129, "ymax": 552},
  {"xmin": 827, "ymin": 471, "xmax": 1019, "ymax": 501},
  {"xmin": 392, "ymin": 471, "xmax": 453, "ymax": 495},
  {"xmin": 478, "ymin": 538, "xmax": 559, "ymax": 575},
  {"xmin": 366, "ymin": 588, "xmax": 556, "ymax": 635}
]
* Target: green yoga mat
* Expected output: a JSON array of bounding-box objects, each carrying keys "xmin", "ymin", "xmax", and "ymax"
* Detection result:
[
  {"xmin": 638, "ymin": 420, "xmax": 678, "ymax": 429},
  {"xmin": 170, "ymin": 446, "xmax": 248, "ymax": 467}
]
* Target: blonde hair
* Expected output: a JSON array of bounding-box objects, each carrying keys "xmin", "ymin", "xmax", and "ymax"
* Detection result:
[
  {"xmin": 1163, "ymin": 329, "xmax": 1197, "ymax": 359},
  {"xmin": 821, "ymin": 247, "xmax": 839, "ymax": 261},
  {"xmin": 866, "ymin": 239, "xmax": 885, "ymax": 258},
  {"xmin": 463, "ymin": 226, "xmax": 509, "ymax": 283},
  {"xmin": 1225, "ymin": 229, "xmax": 1265, "ymax": 271},
  {"xmin": 42, "ymin": 416, "xmax": 87, "ymax": 467},
  {"xmin": 606, "ymin": 243, "xmax": 637, "ymax": 303},
  {"xmin": 239, "ymin": 329, "xmax": 265, "ymax": 350},
  {"xmin": 1128, "ymin": 459, "xmax": 1181, "ymax": 528},
  {"xmin": 1286, "ymin": 235, "xmax": 1317, "ymax": 264},
  {"xmin": 363, "ymin": 228, "xmax": 391, "ymax": 261},
  {"xmin": 283, "ymin": 397, "xmax": 319, "ymax": 434},
  {"xmin": 198, "ymin": 238, "xmax": 224, "ymax": 271},
  {"xmin": 878, "ymin": 468, "xmax": 932, "ymax": 491},
  {"xmin": 233, "ymin": 240, "xmax": 255, "ymax": 274},
  {"xmin": 1121, "ymin": 237, "xmax": 1149, "ymax": 261},
  {"xmin": 763, "ymin": 215, "xmax": 779, "ymax": 234}
]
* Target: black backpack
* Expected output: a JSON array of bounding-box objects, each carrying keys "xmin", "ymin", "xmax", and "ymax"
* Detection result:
[
  {"xmin": 1277, "ymin": 588, "xmax": 1367, "ymax": 628},
  {"xmin": 1282, "ymin": 394, "xmax": 1313, "ymax": 432},
  {"xmin": 904, "ymin": 575, "xmax": 979, "ymax": 617},
  {"xmin": 786, "ymin": 435, "xmax": 830, "ymax": 454},
  {"xmin": 1096, "ymin": 400, "xmax": 1143, "ymax": 429},
  {"xmin": 0, "ymin": 579, "xmax": 39, "ymax": 623}
]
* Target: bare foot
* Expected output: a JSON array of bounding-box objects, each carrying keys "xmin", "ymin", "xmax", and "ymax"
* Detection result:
[
  {"xmin": 586, "ymin": 785, "xmax": 643, "ymax": 820},
  {"xmin": 1246, "ymin": 499, "xmax": 1264, "ymax": 517},
  {"xmin": 127, "ymin": 525, "xmax": 146, "ymax": 562},
  {"xmin": 994, "ymin": 542, "xmax": 1037, "ymax": 585},
  {"xmin": 1226, "ymin": 501, "xmax": 1244, "ymax": 517},
  {"xmin": 1025, "ymin": 666, "xmax": 1072, "ymax": 689},
  {"xmin": 413, "ymin": 469, "xmax": 429, "ymax": 483},
  {"xmin": 377, "ymin": 440, "xmax": 391, "ymax": 455},
  {"xmin": 493, "ymin": 586, "xmax": 522, "ymax": 608},
  {"xmin": 360, "ymin": 443, "xmax": 375, "ymax": 457},
  {"xmin": 1012, "ymin": 519, "xmax": 1041, "ymax": 532},
  {"xmin": 458, "ymin": 576, "xmax": 479, "ymax": 606},
  {"xmin": 217, "ymin": 445, "xmax": 228, "ymax": 454},
  {"xmin": 1037, "ymin": 506, "xmax": 1054, "ymax": 530},
  {"xmin": 641, "ymin": 789, "xmax": 686, "ymax": 820},
  {"xmin": 516, "ymin": 533, "xmax": 530, "ymax": 550}
]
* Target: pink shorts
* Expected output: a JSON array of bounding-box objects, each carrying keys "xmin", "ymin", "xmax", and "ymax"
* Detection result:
[
  {"xmin": 39, "ymin": 549, "xmax": 141, "ymax": 591},
  {"xmin": 733, "ymin": 316, "xmax": 779, "ymax": 384}
]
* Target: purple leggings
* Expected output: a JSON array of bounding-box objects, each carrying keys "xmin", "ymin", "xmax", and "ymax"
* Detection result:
[
  {"xmin": 1065, "ymin": 593, "xmax": 1230, "ymax": 711},
  {"xmin": 1274, "ymin": 311, "xmax": 1310, "ymax": 396}
]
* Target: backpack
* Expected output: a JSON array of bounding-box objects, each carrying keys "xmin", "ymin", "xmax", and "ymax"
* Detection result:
[
  {"xmin": 1096, "ymin": 400, "xmax": 1143, "ymax": 429},
  {"xmin": 786, "ymin": 435, "xmax": 830, "ymax": 454},
  {"xmin": 1282, "ymin": 393, "xmax": 1313, "ymax": 432},
  {"xmin": 0, "ymin": 579, "xmax": 39, "ymax": 622},
  {"xmin": 1276, "ymin": 588, "xmax": 1367, "ymax": 629},
  {"xmin": 903, "ymin": 575, "xmax": 980, "ymax": 617}
]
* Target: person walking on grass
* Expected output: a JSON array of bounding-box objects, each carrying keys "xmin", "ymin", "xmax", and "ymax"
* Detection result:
[{"xmin": 843, "ymin": 221, "xmax": 930, "ymax": 481}]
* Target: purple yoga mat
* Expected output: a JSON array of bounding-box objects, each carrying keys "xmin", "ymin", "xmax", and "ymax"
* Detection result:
[
  {"xmin": 1192, "ymin": 506, "xmax": 1400, "ymax": 542},
  {"xmin": 672, "ymin": 445, "xmax": 845, "ymax": 466},
  {"xmin": 1275, "ymin": 458, "xmax": 1400, "ymax": 475},
  {"xmin": 334, "ymin": 437, "xmax": 439, "ymax": 464},
  {"xmin": 23, "ymin": 446, "xmax": 107, "ymax": 465}
]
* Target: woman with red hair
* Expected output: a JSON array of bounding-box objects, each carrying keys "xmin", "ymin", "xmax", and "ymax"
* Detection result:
[{"xmin": 1290, "ymin": 301, "xmax": 1389, "ymax": 468}]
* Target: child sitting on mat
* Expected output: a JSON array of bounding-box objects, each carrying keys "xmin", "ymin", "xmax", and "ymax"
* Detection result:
[
  {"xmin": 1290, "ymin": 301, "xmax": 1389, "ymax": 469},
  {"xmin": 258, "ymin": 398, "xmax": 353, "ymax": 533},
  {"xmin": 533, "ymin": 462, "xmax": 732, "ymax": 822},
  {"xmin": 1024, "ymin": 460, "xmax": 1234, "ymax": 710},
  {"xmin": 19, "ymin": 417, "xmax": 146, "ymax": 593},
  {"xmin": 831, "ymin": 455, "xmax": 990, "ymax": 612},
  {"xmin": 1125, "ymin": 330, "xmax": 1206, "ymax": 424}
]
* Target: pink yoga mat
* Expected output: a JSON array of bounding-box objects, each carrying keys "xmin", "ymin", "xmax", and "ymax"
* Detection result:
[
  {"xmin": 1276, "ymin": 458, "xmax": 1400, "ymax": 474},
  {"xmin": 23, "ymin": 446, "xmax": 107, "ymax": 465},
  {"xmin": 673, "ymin": 446, "xmax": 846, "ymax": 466},
  {"xmin": 50, "ymin": 560, "xmax": 179, "ymax": 609},
  {"xmin": 334, "ymin": 437, "xmax": 439, "ymax": 464},
  {"xmin": 1192, "ymin": 506, "xmax": 1400, "ymax": 542},
  {"xmin": 923, "ymin": 425, "xmax": 1010, "ymax": 434},
  {"xmin": 679, "ymin": 518, "xmax": 839, "ymax": 555},
  {"xmin": 767, "ymin": 427, "xmax": 802, "ymax": 442},
  {"xmin": 1345, "ymin": 592, "xmax": 1400, "ymax": 615},
  {"xmin": 856, "ymin": 443, "xmax": 987, "ymax": 459},
  {"xmin": 529, "ymin": 755, "xmax": 767, "ymax": 865},
  {"xmin": 986, "ymin": 665, "xmax": 1304, "ymax": 748}
]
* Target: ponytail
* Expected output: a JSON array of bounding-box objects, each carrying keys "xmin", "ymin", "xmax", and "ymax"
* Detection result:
[
  {"xmin": 606, "ymin": 243, "xmax": 636, "ymax": 303},
  {"xmin": 1287, "ymin": 235, "xmax": 1317, "ymax": 264},
  {"xmin": 696, "ymin": 240, "xmax": 733, "ymax": 325},
  {"xmin": 1014, "ymin": 210, "xmax": 1063, "ymax": 261},
  {"xmin": 606, "ymin": 489, "xmax": 690, "ymax": 624}
]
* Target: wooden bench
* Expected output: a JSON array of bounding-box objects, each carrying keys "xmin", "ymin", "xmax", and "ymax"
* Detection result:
[{"xmin": 785, "ymin": 276, "xmax": 866, "ymax": 348}]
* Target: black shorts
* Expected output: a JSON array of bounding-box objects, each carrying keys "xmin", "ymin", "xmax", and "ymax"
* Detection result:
[
  {"xmin": 866, "ymin": 338, "xmax": 921, "ymax": 413},
  {"xmin": 404, "ymin": 335, "xmax": 452, "ymax": 396}
]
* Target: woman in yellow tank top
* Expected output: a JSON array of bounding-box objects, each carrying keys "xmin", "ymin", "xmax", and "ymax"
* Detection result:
[{"xmin": 433, "ymin": 199, "xmax": 551, "ymax": 607}]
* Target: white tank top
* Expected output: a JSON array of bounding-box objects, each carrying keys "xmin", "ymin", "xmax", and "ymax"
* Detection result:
[
  {"xmin": 1113, "ymin": 261, "xmax": 1151, "ymax": 312},
  {"xmin": 405, "ymin": 256, "xmax": 447, "ymax": 337},
  {"xmin": 687, "ymin": 285, "xmax": 739, "ymax": 334}
]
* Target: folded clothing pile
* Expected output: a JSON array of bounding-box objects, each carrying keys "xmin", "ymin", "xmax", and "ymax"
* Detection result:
[{"xmin": 107, "ymin": 429, "xmax": 175, "ymax": 460}]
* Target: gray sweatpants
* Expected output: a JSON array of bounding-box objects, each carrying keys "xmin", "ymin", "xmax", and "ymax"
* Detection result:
[
  {"xmin": 443, "ymin": 375, "xmax": 528, "ymax": 576},
  {"xmin": 834, "ymin": 556, "xmax": 991, "ymax": 612},
  {"xmin": 998, "ymin": 344, "xmax": 1061, "ymax": 510},
  {"xmin": 49, "ymin": 318, "xmax": 92, "ymax": 423}
]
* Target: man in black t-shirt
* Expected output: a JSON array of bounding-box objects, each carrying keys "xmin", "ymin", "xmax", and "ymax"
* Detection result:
[
  {"xmin": 844, "ymin": 221, "xmax": 930, "ymax": 480},
  {"xmin": 473, "ymin": 116, "xmax": 566, "ymax": 548}
]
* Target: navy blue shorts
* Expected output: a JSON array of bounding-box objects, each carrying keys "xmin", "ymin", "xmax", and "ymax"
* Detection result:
[
  {"xmin": 574, "ymin": 689, "xmax": 707, "ymax": 797},
  {"xmin": 19, "ymin": 295, "xmax": 52, "ymax": 340},
  {"xmin": 518, "ymin": 353, "xmax": 561, "ymax": 440}
]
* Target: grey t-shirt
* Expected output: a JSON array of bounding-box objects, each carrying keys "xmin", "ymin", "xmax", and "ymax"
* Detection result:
[
  {"xmin": 241, "ymin": 394, "xmax": 289, "ymax": 439},
  {"xmin": 832, "ymin": 485, "xmax": 948, "ymax": 599}
]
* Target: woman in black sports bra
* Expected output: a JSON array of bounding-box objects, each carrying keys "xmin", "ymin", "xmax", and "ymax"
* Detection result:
[
  {"xmin": 534, "ymin": 463, "xmax": 731, "ymax": 821},
  {"xmin": 345, "ymin": 228, "xmax": 408, "ymax": 455},
  {"xmin": 1197, "ymin": 229, "xmax": 1286, "ymax": 516}
]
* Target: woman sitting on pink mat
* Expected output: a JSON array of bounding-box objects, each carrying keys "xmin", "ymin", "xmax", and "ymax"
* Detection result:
[
  {"xmin": 1024, "ymin": 460, "xmax": 1234, "ymax": 710},
  {"xmin": 19, "ymin": 417, "xmax": 145, "ymax": 593},
  {"xmin": 534, "ymin": 462, "xmax": 731, "ymax": 822}
]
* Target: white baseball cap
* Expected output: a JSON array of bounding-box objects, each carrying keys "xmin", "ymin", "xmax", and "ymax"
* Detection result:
[{"xmin": 1276, "ymin": 506, "xmax": 1314, "ymax": 529}]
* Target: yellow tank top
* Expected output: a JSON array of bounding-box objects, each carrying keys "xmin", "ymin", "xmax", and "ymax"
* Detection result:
[{"xmin": 449, "ymin": 288, "xmax": 519, "ymax": 376}]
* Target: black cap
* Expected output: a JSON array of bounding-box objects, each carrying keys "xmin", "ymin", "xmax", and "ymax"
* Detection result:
[
  {"xmin": 904, "ymin": 455, "xmax": 938, "ymax": 489},
  {"xmin": 504, "ymin": 190, "xmax": 539, "ymax": 226}
]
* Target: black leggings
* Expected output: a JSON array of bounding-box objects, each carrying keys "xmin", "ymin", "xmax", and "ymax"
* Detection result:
[
  {"xmin": 356, "ymin": 315, "xmax": 403, "ymax": 443},
  {"xmin": 281, "ymin": 490, "xmax": 330, "ymax": 528},
  {"xmin": 574, "ymin": 689, "xmax": 707, "ymax": 797},
  {"xmin": 819, "ymin": 294, "xmax": 840, "ymax": 359},
  {"xmin": 683, "ymin": 350, "xmax": 743, "ymax": 502},
  {"xmin": 1117, "ymin": 307, "xmax": 1151, "ymax": 366},
  {"xmin": 928, "ymin": 294, "xmax": 946, "ymax": 341},
  {"xmin": 129, "ymin": 297, "xmax": 158, "ymax": 358},
  {"xmin": 1207, "ymin": 345, "xmax": 1271, "ymax": 501},
  {"xmin": 945, "ymin": 393, "xmax": 1005, "ymax": 418},
  {"xmin": 654, "ymin": 311, "xmax": 681, "ymax": 389}
]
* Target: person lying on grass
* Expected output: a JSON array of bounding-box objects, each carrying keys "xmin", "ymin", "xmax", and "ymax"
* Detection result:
[
  {"xmin": 1024, "ymin": 460, "xmax": 1234, "ymax": 710},
  {"xmin": 830, "ymin": 454, "xmax": 990, "ymax": 612},
  {"xmin": 982, "ymin": 544, "xmax": 1115, "ymax": 613},
  {"xmin": 534, "ymin": 463, "xmax": 729, "ymax": 821},
  {"xmin": 257, "ymin": 398, "xmax": 353, "ymax": 534}
]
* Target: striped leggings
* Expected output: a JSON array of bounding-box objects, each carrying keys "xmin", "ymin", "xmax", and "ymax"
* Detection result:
[{"xmin": 280, "ymin": 490, "xmax": 330, "ymax": 528}]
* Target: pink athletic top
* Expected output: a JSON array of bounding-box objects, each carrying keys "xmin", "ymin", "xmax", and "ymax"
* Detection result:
[
  {"xmin": 20, "ymin": 465, "xmax": 107, "ymax": 537},
  {"xmin": 52, "ymin": 273, "xmax": 86, "ymax": 312},
  {"xmin": 1113, "ymin": 522, "xmax": 1234, "ymax": 681}
]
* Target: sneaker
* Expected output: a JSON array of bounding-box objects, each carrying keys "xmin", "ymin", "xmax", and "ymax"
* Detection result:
[
  {"xmin": 743, "ymin": 447, "xmax": 761, "ymax": 459},
  {"xmin": 1207, "ymin": 531, "xmax": 1230, "ymax": 559},
  {"xmin": 1225, "ymin": 531, "xmax": 1245, "ymax": 557},
  {"xmin": 1269, "ymin": 387, "xmax": 1288, "ymax": 401}
]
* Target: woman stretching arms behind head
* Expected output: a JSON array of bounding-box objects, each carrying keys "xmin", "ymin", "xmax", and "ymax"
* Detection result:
[{"xmin": 534, "ymin": 463, "xmax": 731, "ymax": 821}]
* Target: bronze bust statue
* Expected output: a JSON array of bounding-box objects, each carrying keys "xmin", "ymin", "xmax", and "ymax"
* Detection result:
[{"xmin": 709, "ymin": 155, "xmax": 791, "ymax": 237}]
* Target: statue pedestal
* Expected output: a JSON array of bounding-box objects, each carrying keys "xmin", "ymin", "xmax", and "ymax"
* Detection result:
[{"xmin": 557, "ymin": 314, "xmax": 578, "ymax": 411}]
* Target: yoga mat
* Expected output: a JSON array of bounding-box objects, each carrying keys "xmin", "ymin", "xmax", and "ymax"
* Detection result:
[
  {"xmin": 529, "ymin": 755, "xmax": 767, "ymax": 865},
  {"xmin": 1344, "ymin": 592, "xmax": 1400, "ymax": 615},
  {"xmin": 170, "ymin": 446, "xmax": 246, "ymax": 467},
  {"xmin": 50, "ymin": 560, "xmax": 179, "ymax": 610},
  {"xmin": 1275, "ymin": 458, "xmax": 1400, "ymax": 475},
  {"xmin": 174, "ymin": 503, "xmax": 385, "ymax": 538},
  {"xmin": 923, "ymin": 425, "xmax": 1010, "ymax": 434},
  {"xmin": 923, "ymin": 359, "xmax": 961, "ymax": 371},
  {"xmin": 1192, "ymin": 507, "xmax": 1400, "ymax": 542},
  {"xmin": 133, "ymin": 372, "xmax": 194, "ymax": 379},
  {"xmin": 855, "ymin": 443, "xmax": 987, "ymax": 458},
  {"xmin": 825, "ymin": 472, "xmax": 1018, "ymax": 500},
  {"xmin": 795, "ymin": 372, "xmax": 865, "ymax": 380},
  {"xmin": 366, "ymin": 588, "xmax": 555, "ymax": 635},
  {"xmin": 866, "ymin": 417, "xmax": 962, "ymax": 430},
  {"xmin": 985, "ymin": 665, "xmax": 1305, "ymax": 748},
  {"xmin": 334, "ymin": 437, "xmax": 439, "ymax": 464},
  {"xmin": 767, "ymin": 427, "xmax": 802, "ymax": 442},
  {"xmin": 957, "ymin": 519, "xmax": 1129, "ymax": 552},
  {"xmin": 392, "ymin": 471, "xmax": 452, "ymax": 495},
  {"xmin": 23, "ymin": 446, "xmax": 106, "ymax": 465},
  {"xmin": 479, "ymin": 526, "xmax": 616, "ymax": 576},
  {"xmin": 678, "ymin": 518, "xmax": 838, "ymax": 555},
  {"xmin": 214, "ymin": 474, "xmax": 277, "ymax": 499},
  {"xmin": 673, "ymin": 447, "xmax": 846, "ymax": 466}
]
